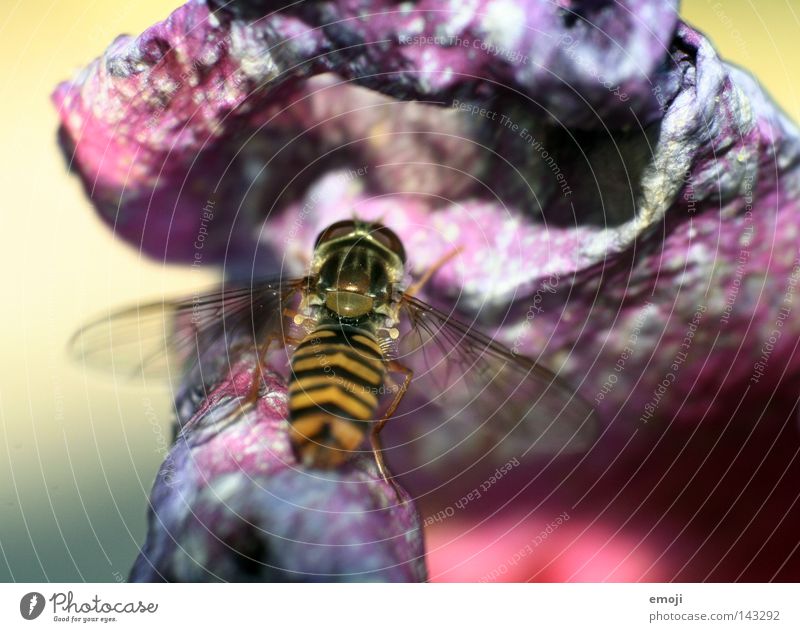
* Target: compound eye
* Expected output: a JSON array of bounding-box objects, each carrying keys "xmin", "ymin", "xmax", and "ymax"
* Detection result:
[
  {"xmin": 314, "ymin": 220, "xmax": 358, "ymax": 248},
  {"xmin": 370, "ymin": 225, "xmax": 406, "ymax": 262}
]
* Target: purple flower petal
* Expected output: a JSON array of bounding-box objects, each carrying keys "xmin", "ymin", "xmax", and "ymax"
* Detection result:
[
  {"xmin": 56, "ymin": 1, "xmax": 800, "ymax": 580},
  {"xmin": 130, "ymin": 356, "xmax": 426, "ymax": 581}
]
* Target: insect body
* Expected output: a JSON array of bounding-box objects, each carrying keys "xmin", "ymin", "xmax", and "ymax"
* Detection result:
[
  {"xmin": 288, "ymin": 325, "xmax": 386, "ymax": 467},
  {"xmin": 283, "ymin": 220, "xmax": 408, "ymax": 472},
  {"xmin": 71, "ymin": 220, "xmax": 596, "ymax": 485}
]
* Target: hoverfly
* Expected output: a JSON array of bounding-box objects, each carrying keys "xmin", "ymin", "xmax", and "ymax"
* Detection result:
[{"xmin": 70, "ymin": 220, "xmax": 595, "ymax": 489}]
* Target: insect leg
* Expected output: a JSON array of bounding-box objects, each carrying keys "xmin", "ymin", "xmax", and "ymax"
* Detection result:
[
  {"xmin": 370, "ymin": 360, "xmax": 413, "ymax": 501},
  {"xmin": 406, "ymin": 247, "xmax": 462, "ymax": 296},
  {"xmin": 237, "ymin": 331, "xmax": 302, "ymax": 412}
]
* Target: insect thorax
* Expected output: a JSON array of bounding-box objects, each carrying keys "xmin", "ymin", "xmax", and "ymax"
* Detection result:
[{"xmin": 312, "ymin": 235, "xmax": 405, "ymax": 321}]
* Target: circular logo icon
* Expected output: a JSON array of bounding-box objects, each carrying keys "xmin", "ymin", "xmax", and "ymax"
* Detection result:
[{"xmin": 20, "ymin": 592, "xmax": 45, "ymax": 620}]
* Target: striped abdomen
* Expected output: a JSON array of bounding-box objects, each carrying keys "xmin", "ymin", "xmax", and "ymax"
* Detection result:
[{"xmin": 288, "ymin": 324, "xmax": 386, "ymax": 467}]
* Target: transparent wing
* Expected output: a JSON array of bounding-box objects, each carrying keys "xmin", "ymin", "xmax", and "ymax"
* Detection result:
[
  {"xmin": 69, "ymin": 278, "xmax": 308, "ymax": 381},
  {"xmin": 396, "ymin": 294, "xmax": 596, "ymax": 456}
]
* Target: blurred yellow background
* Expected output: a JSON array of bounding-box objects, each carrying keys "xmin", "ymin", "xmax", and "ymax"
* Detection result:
[{"xmin": 0, "ymin": 1, "xmax": 797, "ymax": 581}]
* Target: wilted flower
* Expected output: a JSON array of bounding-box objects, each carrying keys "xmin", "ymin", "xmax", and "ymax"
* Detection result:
[{"xmin": 55, "ymin": 0, "xmax": 800, "ymax": 581}]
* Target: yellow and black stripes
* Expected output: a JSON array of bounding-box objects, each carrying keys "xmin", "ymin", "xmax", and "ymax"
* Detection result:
[{"xmin": 287, "ymin": 324, "xmax": 386, "ymax": 467}]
